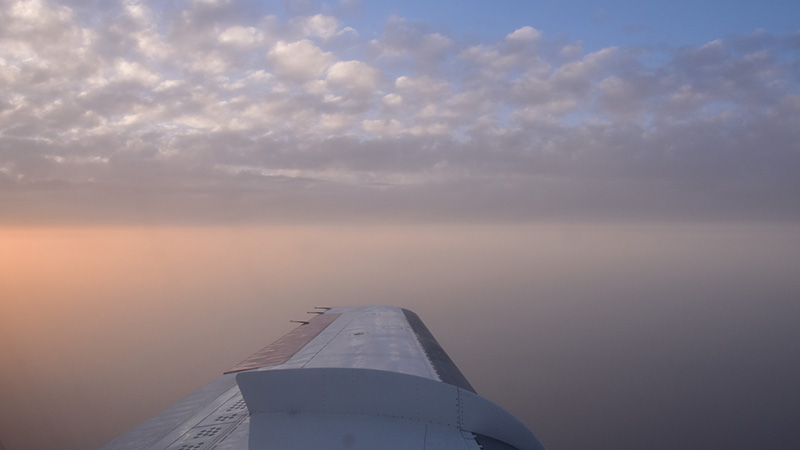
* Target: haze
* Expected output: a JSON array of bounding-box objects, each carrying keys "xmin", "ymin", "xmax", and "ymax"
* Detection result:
[{"xmin": 2, "ymin": 224, "xmax": 799, "ymax": 450}]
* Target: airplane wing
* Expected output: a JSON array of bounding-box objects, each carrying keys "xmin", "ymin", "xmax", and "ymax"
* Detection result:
[{"xmin": 99, "ymin": 305, "xmax": 546, "ymax": 450}]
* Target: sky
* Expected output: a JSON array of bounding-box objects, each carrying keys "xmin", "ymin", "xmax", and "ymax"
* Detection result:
[
  {"xmin": 2, "ymin": 3, "xmax": 800, "ymax": 450},
  {"xmin": 1, "ymin": 0, "xmax": 799, "ymax": 224}
]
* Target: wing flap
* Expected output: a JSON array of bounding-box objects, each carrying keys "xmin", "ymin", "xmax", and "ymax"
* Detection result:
[{"xmin": 224, "ymin": 313, "xmax": 340, "ymax": 374}]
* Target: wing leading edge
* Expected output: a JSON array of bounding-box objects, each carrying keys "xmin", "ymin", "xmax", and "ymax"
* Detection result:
[{"xmin": 100, "ymin": 305, "xmax": 545, "ymax": 450}]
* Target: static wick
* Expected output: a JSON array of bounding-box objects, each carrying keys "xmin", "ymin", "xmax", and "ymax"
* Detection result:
[{"xmin": 290, "ymin": 320, "xmax": 310, "ymax": 325}]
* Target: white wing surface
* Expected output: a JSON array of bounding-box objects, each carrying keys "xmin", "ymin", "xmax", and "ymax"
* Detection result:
[{"xmin": 100, "ymin": 305, "xmax": 546, "ymax": 450}]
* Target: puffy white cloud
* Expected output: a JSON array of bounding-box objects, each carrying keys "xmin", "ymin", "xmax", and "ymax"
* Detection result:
[
  {"xmin": 190, "ymin": 51, "xmax": 231, "ymax": 74},
  {"xmin": 219, "ymin": 26, "xmax": 266, "ymax": 47},
  {"xmin": 595, "ymin": 75, "xmax": 648, "ymax": 120},
  {"xmin": 460, "ymin": 45, "xmax": 525, "ymax": 75},
  {"xmin": 421, "ymin": 32, "xmax": 453, "ymax": 54},
  {"xmin": 113, "ymin": 60, "xmax": 160, "ymax": 85},
  {"xmin": 511, "ymin": 76, "xmax": 558, "ymax": 105},
  {"xmin": 318, "ymin": 113, "xmax": 356, "ymax": 132},
  {"xmin": 267, "ymin": 39, "xmax": 334, "ymax": 80},
  {"xmin": 556, "ymin": 42, "xmax": 583, "ymax": 61},
  {"xmin": 326, "ymin": 60, "xmax": 380, "ymax": 96},
  {"xmin": 293, "ymin": 14, "xmax": 340, "ymax": 40},
  {"xmin": 362, "ymin": 118, "xmax": 405, "ymax": 136},
  {"xmin": 2, "ymin": 0, "xmax": 99, "ymax": 80},
  {"xmin": 552, "ymin": 46, "xmax": 618, "ymax": 92},
  {"xmin": 8, "ymin": 0, "xmax": 72, "ymax": 29},
  {"xmin": 381, "ymin": 93, "xmax": 403, "ymax": 107},
  {"xmin": 190, "ymin": 0, "xmax": 232, "ymax": 6},
  {"xmin": 368, "ymin": 17, "xmax": 453, "ymax": 69},
  {"xmin": 506, "ymin": 26, "xmax": 542, "ymax": 43},
  {"xmin": 394, "ymin": 75, "xmax": 450, "ymax": 98},
  {"xmin": 511, "ymin": 99, "xmax": 578, "ymax": 124}
]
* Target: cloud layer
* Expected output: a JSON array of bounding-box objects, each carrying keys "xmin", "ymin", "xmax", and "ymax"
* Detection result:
[{"xmin": 1, "ymin": 0, "xmax": 799, "ymax": 223}]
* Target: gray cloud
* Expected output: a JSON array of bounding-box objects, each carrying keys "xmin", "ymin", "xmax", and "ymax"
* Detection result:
[{"xmin": 1, "ymin": 0, "xmax": 798, "ymax": 224}]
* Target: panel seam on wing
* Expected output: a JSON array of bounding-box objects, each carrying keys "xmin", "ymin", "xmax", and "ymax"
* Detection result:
[{"xmin": 299, "ymin": 315, "xmax": 354, "ymax": 368}]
